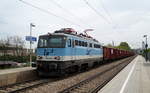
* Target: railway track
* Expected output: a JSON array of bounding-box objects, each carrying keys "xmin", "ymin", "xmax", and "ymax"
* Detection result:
[
  {"xmin": 0, "ymin": 78, "xmax": 57, "ymax": 93},
  {"xmin": 0, "ymin": 56, "xmax": 136, "ymax": 93},
  {"xmin": 58, "ymin": 56, "xmax": 136, "ymax": 93}
]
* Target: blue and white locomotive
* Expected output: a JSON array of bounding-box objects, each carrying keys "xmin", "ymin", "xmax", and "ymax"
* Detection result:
[{"xmin": 36, "ymin": 28, "xmax": 103, "ymax": 76}]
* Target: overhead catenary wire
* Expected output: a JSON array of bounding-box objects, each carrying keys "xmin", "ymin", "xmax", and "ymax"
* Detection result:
[
  {"xmin": 49, "ymin": 0, "xmax": 93, "ymax": 28},
  {"xmin": 99, "ymin": 0, "xmax": 113, "ymax": 23},
  {"xmin": 83, "ymin": 0, "xmax": 111, "ymax": 24},
  {"xmin": 19, "ymin": 0, "xmax": 84, "ymax": 29},
  {"xmin": 50, "ymin": 0, "xmax": 78, "ymax": 17},
  {"xmin": 99, "ymin": 0, "xmax": 119, "ymax": 30}
]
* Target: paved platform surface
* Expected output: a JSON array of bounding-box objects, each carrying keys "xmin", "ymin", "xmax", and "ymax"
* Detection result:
[
  {"xmin": 0, "ymin": 67, "xmax": 37, "ymax": 87},
  {"xmin": 99, "ymin": 55, "xmax": 150, "ymax": 93},
  {"xmin": 0, "ymin": 67, "xmax": 35, "ymax": 75}
]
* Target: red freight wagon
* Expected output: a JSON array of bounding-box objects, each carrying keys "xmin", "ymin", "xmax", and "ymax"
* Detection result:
[
  {"xmin": 103, "ymin": 47, "xmax": 117, "ymax": 61},
  {"xmin": 103, "ymin": 47, "xmax": 111, "ymax": 61},
  {"xmin": 103, "ymin": 46, "xmax": 134, "ymax": 61}
]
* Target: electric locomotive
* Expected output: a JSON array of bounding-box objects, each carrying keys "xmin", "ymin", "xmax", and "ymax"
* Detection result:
[{"xmin": 36, "ymin": 28, "xmax": 103, "ymax": 76}]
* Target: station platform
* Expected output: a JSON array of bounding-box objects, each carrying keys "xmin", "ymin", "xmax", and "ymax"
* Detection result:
[
  {"xmin": 0, "ymin": 67, "xmax": 37, "ymax": 87},
  {"xmin": 99, "ymin": 55, "xmax": 150, "ymax": 93}
]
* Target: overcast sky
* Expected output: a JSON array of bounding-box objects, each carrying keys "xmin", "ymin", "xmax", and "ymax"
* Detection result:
[{"xmin": 0, "ymin": 0, "xmax": 150, "ymax": 49}]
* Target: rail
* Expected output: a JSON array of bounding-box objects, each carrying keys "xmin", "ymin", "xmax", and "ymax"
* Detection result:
[
  {"xmin": 58, "ymin": 56, "xmax": 136, "ymax": 93},
  {"xmin": 0, "ymin": 78, "xmax": 57, "ymax": 93}
]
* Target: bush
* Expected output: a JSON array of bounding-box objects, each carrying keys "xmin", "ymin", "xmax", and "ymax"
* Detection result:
[{"xmin": 0, "ymin": 55, "xmax": 36, "ymax": 63}]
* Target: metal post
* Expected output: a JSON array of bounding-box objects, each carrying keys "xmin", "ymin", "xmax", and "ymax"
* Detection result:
[
  {"xmin": 144, "ymin": 35, "xmax": 148, "ymax": 61},
  {"xmin": 145, "ymin": 36, "xmax": 148, "ymax": 61},
  {"xmin": 30, "ymin": 23, "xmax": 32, "ymax": 67},
  {"xmin": 142, "ymin": 41, "xmax": 145, "ymax": 49}
]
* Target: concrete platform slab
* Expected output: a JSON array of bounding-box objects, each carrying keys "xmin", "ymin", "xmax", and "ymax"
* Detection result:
[
  {"xmin": 0, "ymin": 67, "xmax": 37, "ymax": 87},
  {"xmin": 98, "ymin": 55, "xmax": 150, "ymax": 93}
]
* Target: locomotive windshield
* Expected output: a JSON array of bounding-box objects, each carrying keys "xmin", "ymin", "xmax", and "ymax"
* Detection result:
[{"xmin": 38, "ymin": 36, "xmax": 66, "ymax": 48}]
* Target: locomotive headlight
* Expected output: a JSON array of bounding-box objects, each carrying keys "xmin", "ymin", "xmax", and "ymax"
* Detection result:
[
  {"xmin": 64, "ymin": 37, "xmax": 67, "ymax": 40},
  {"xmin": 37, "ymin": 63, "xmax": 42, "ymax": 67},
  {"xmin": 39, "ymin": 64, "xmax": 42, "ymax": 67},
  {"xmin": 38, "ymin": 56, "xmax": 42, "ymax": 59}
]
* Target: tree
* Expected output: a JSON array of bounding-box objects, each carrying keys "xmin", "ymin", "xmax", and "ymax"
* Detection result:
[
  {"xmin": 0, "ymin": 36, "xmax": 25, "ymax": 56},
  {"xmin": 0, "ymin": 39, "xmax": 7, "ymax": 56},
  {"xmin": 106, "ymin": 44, "xmax": 114, "ymax": 48},
  {"xmin": 116, "ymin": 42, "xmax": 131, "ymax": 50},
  {"xmin": 11, "ymin": 36, "xmax": 25, "ymax": 56}
]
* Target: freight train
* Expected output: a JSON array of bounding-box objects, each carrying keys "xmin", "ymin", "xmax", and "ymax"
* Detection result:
[{"xmin": 36, "ymin": 28, "xmax": 134, "ymax": 76}]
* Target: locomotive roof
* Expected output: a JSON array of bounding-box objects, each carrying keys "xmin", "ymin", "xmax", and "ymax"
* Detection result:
[
  {"xmin": 39, "ymin": 33, "xmax": 100, "ymax": 44},
  {"xmin": 39, "ymin": 28, "xmax": 100, "ymax": 44}
]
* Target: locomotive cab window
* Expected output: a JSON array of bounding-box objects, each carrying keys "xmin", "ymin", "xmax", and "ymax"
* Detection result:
[
  {"xmin": 38, "ymin": 36, "xmax": 66, "ymax": 48},
  {"xmin": 38, "ymin": 37, "xmax": 48, "ymax": 48},
  {"xmin": 49, "ymin": 37, "xmax": 63, "ymax": 48}
]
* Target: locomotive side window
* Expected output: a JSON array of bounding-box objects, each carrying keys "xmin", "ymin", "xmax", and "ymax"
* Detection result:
[
  {"xmin": 82, "ymin": 41, "xmax": 84, "ymax": 46},
  {"xmin": 68, "ymin": 39, "xmax": 71, "ymax": 47},
  {"xmin": 72, "ymin": 40, "xmax": 75, "ymax": 47},
  {"xmin": 89, "ymin": 43, "xmax": 92, "ymax": 47},
  {"xmin": 99, "ymin": 45, "xmax": 101, "ymax": 48},
  {"xmin": 85, "ymin": 42, "xmax": 87, "ymax": 47},
  {"xmin": 75, "ymin": 40, "xmax": 78, "ymax": 45},
  {"xmin": 94, "ymin": 44, "xmax": 101, "ymax": 48},
  {"xmin": 94, "ymin": 44, "xmax": 96, "ymax": 48},
  {"xmin": 79, "ymin": 41, "xmax": 82, "ymax": 46}
]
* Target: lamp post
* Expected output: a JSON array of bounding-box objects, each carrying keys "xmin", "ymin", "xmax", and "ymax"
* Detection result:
[
  {"xmin": 30, "ymin": 23, "xmax": 35, "ymax": 66},
  {"xmin": 142, "ymin": 41, "xmax": 145, "ymax": 49},
  {"xmin": 143, "ymin": 35, "xmax": 148, "ymax": 61}
]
